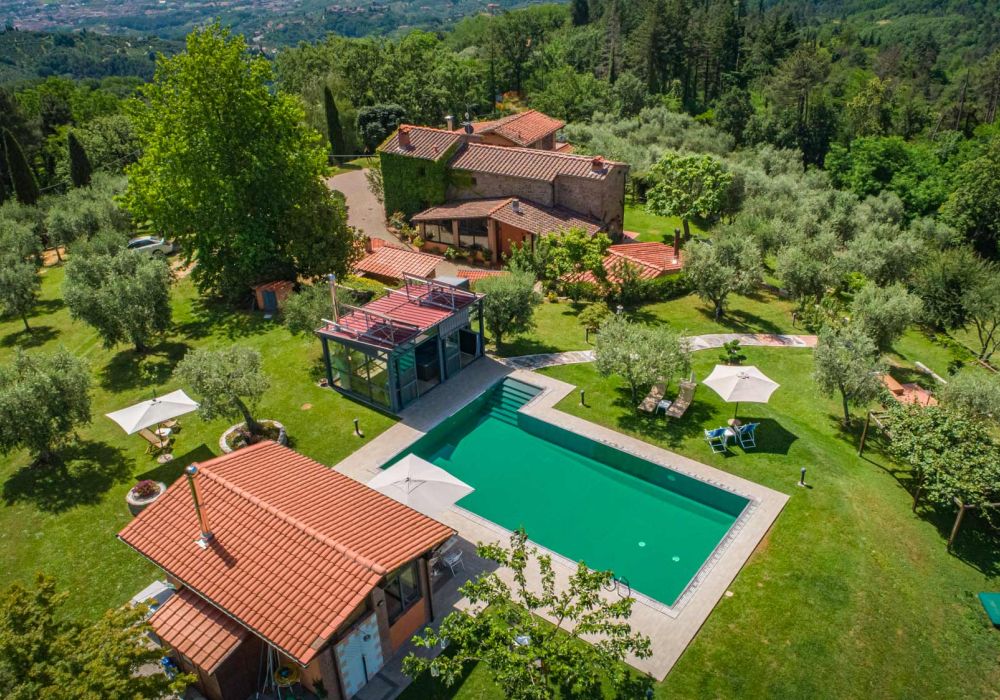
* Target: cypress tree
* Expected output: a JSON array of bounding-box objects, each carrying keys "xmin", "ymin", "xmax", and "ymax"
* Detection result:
[
  {"xmin": 323, "ymin": 87, "xmax": 346, "ymax": 164},
  {"xmin": 2, "ymin": 128, "xmax": 40, "ymax": 206},
  {"xmin": 68, "ymin": 131, "xmax": 92, "ymax": 187},
  {"xmin": 571, "ymin": 0, "xmax": 590, "ymax": 25}
]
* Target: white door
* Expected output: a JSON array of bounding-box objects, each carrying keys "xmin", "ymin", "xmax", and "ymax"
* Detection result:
[{"xmin": 334, "ymin": 613, "xmax": 385, "ymax": 698}]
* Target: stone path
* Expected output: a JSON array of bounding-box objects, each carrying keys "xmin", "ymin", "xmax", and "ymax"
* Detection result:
[{"xmin": 499, "ymin": 333, "xmax": 817, "ymax": 370}]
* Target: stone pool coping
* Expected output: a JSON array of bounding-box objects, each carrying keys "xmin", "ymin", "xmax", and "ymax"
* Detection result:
[{"xmin": 332, "ymin": 357, "xmax": 788, "ymax": 681}]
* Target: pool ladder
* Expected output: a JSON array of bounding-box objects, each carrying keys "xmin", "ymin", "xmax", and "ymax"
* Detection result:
[{"xmin": 603, "ymin": 575, "xmax": 632, "ymax": 598}]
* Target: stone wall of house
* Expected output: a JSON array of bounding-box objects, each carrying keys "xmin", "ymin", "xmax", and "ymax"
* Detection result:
[
  {"xmin": 447, "ymin": 171, "xmax": 556, "ymax": 207},
  {"xmin": 554, "ymin": 164, "xmax": 628, "ymax": 236}
]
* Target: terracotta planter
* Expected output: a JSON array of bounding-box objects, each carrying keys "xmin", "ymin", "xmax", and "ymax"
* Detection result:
[
  {"xmin": 126, "ymin": 482, "xmax": 166, "ymax": 517},
  {"xmin": 220, "ymin": 419, "xmax": 287, "ymax": 454}
]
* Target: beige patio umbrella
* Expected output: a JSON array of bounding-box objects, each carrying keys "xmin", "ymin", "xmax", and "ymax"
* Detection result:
[
  {"xmin": 702, "ymin": 365, "xmax": 780, "ymax": 422},
  {"xmin": 367, "ymin": 454, "xmax": 473, "ymax": 517}
]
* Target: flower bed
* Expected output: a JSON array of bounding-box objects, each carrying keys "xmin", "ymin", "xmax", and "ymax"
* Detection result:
[{"xmin": 126, "ymin": 480, "xmax": 166, "ymax": 516}]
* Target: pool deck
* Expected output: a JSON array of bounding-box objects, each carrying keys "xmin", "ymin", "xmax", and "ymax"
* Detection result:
[{"xmin": 333, "ymin": 357, "xmax": 789, "ymax": 684}]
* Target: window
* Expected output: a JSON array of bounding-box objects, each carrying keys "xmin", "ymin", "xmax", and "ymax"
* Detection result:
[
  {"xmin": 423, "ymin": 220, "xmax": 455, "ymax": 245},
  {"xmin": 458, "ymin": 218, "xmax": 489, "ymax": 250},
  {"xmin": 382, "ymin": 561, "xmax": 421, "ymax": 624}
]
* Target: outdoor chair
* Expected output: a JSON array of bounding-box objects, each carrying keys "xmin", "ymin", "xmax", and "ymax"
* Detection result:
[
  {"xmin": 665, "ymin": 381, "xmax": 697, "ymax": 419},
  {"xmin": 704, "ymin": 427, "xmax": 729, "ymax": 453},
  {"xmin": 736, "ymin": 422, "xmax": 759, "ymax": 449},
  {"xmin": 443, "ymin": 549, "xmax": 465, "ymax": 576},
  {"xmin": 139, "ymin": 428, "xmax": 171, "ymax": 455},
  {"xmin": 638, "ymin": 383, "xmax": 666, "ymax": 413},
  {"xmin": 160, "ymin": 418, "xmax": 180, "ymax": 431}
]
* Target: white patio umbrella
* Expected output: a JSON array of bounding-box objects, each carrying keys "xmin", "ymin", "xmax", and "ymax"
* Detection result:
[
  {"xmin": 106, "ymin": 389, "xmax": 200, "ymax": 435},
  {"xmin": 702, "ymin": 365, "xmax": 780, "ymax": 421},
  {"xmin": 368, "ymin": 454, "xmax": 473, "ymax": 517}
]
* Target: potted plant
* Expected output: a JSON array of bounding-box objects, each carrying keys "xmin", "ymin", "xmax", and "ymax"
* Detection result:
[{"xmin": 126, "ymin": 479, "xmax": 166, "ymax": 516}]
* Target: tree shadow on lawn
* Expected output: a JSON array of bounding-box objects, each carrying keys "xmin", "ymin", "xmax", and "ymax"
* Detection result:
[
  {"xmin": 100, "ymin": 340, "xmax": 192, "ymax": 393},
  {"xmin": 498, "ymin": 336, "xmax": 568, "ymax": 358},
  {"xmin": 2, "ymin": 440, "xmax": 131, "ymax": 513},
  {"xmin": 0, "ymin": 324, "xmax": 59, "ymax": 349},
  {"xmin": 135, "ymin": 443, "xmax": 216, "ymax": 486},
  {"xmin": 32, "ymin": 297, "xmax": 65, "ymax": 316},
  {"xmin": 175, "ymin": 297, "xmax": 272, "ymax": 341}
]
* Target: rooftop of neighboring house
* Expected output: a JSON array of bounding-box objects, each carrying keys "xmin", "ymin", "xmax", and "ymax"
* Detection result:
[
  {"xmin": 379, "ymin": 126, "xmax": 626, "ymax": 183},
  {"xmin": 412, "ymin": 196, "xmax": 603, "ymax": 236},
  {"xmin": 565, "ymin": 241, "xmax": 685, "ymax": 285},
  {"xmin": 354, "ymin": 244, "xmax": 443, "ymax": 281},
  {"xmin": 317, "ymin": 275, "xmax": 483, "ymax": 351},
  {"xmin": 455, "ymin": 109, "xmax": 565, "ymax": 147},
  {"xmin": 118, "ymin": 441, "xmax": 454, "ymax": 666}
]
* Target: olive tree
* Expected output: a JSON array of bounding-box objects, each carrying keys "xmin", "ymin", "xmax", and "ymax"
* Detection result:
[
  {"xmin": 594, "ymin": 313, "xmax": 690, "ymax": 404},
  {"xmin": 477, "ymin": 271, "xmax": 542, "ymax": 352},
  {"xmin": 813, "ymin": 322, "xmax": 885, "ymax": 426},
  {"xmin": 403, "ymin": 529, "xmax": 653, "ymax": 700},
  {"xmin": 939, "ymin": 371, "xmax": 1000, "ymax": 422},
  {"xmin": 175, "ymin": 346, "xmax": 270, "ymax": 436},
  {"xmin": 683, "ymin": 235, "xmax": 763, "ymax": 320},
  {"xmin": 0, "ymin": 349, "xmax": 91, "ymax": 465},
  {"xmin": 850, "ymin": 282, "xmax": 922, "ymax": 352},
  {"xmin": 63, "ymin": 250, "xmax": 172, "ymax": 353}
]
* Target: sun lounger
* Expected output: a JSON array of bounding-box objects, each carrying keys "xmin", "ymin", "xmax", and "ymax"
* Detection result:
[
  {"xmin": 139, "ymin": 428, "xmax": 171, "ymax": 454},
  {"xmin": 736, "ymin": 422, "xmax": 759, "ymax": 449},
  {"xmin": 705, "ymin": 427, "xmax": 729, "ymax": 453},
  {"xmin": 980, "ymin": 593, "xmax": 1000, "ymax": 627},
  {"xmin": 665, "ymin": 381, "xmax": 697, "ymax": 419},
  {"xmin": 638, "ymin": 383, "xmax": 666, "ymax": 413}
]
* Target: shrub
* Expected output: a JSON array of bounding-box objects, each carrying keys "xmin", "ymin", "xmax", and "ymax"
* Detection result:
[{"xmin": 130, "ymin": 480, "xmax": 160, "ymax": 499}]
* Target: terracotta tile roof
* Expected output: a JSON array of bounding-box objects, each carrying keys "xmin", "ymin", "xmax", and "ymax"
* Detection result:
[
  {"xmin": 461, "ymin": 110, "xmax": 564, "ymax": 146},
  {"xmin": 380, "ymin": 126, "xmax": 462, "ymax": 161},
  {"xmin": 566, "ymin": 242, "xmax": 684, "ymax": 285},
  {"xmin": 554, "ymin": 142, "xmax": 574, "ymax": 153},
  {"xmin": 490, "ymin": 198, "xmax": 603, "ymax": 236},
  {"xmin": 354, "ymin": 247, "xmax": 443, "ymax": 281},
  {"xmin": 458, "ymin": 269, "xmax": 509, "ymax": 282},
  {"xmin": 150, "ymin": 588, "xmax": 248, "ymax": 674},
  {"xmin": 319, "ymin": 281, "xmax": 481, "ymax": 350},
  {"xmin": 411, "ymin": 198, "xmax": 511, "ymax": 222},
  {"xmin": 119, "ymin": 442, "xmax": 453, "ymax": 666},
  {"xmin": 449, "ymin": 143, "xmax": 623, "ymax": 182}
]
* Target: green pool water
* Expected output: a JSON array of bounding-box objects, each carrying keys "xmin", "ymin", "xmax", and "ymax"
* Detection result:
[{"xmin": 385, "ymin": 379, "xmax": 749, "ymax": 606}]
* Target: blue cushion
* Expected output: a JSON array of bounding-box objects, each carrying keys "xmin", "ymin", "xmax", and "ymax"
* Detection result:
[{"xmin": 979, "ymin": 593, "xmax": 1000, "ymax": 626}]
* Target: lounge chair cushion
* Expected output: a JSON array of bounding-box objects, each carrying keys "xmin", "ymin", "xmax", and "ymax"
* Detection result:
[{"xmin": 979, "ymin": 593, "xmax": 1000, "ymax": 627}]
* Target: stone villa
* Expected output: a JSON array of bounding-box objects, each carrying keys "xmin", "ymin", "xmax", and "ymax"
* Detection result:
[{"xmin": 378, "ymin": 110, "xmax": 628, "ymax": 265}]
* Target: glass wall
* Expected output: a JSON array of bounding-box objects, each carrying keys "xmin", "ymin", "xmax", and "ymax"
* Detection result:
[
  {"xmin": 458, "ymin": 218, "xmax": 490, "ymax": 250},
  {"xmin": 328, "ymin": 342, "xmax": 392, "ymax": 411},
  {"xmin": 382, "ymin": 561, "xmax": 422, "ymax": 624},
  {"xmin": 422, "ymin": 220, "xmax": 456, "ymax": 245}
]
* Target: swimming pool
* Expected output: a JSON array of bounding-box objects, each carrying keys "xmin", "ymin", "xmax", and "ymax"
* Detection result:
[{"xmin": 383, "ymin": 378, "xmax": 751, "ymax": 607}]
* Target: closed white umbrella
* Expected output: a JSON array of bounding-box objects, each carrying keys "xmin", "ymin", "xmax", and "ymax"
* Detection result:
[
  {"xmin": 702, "ymin": 365, "xmax": 780, "ymax": 422},
  {"xmin": 106, "ymin": 389, "xmax": 200, "ymax": 435},
  {"xmin": 368, "ymin": 454, "xmax": 473, "ymax": 517}
]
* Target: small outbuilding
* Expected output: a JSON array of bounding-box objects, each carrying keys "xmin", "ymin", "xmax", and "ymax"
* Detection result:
[
  {"xmin": 252, "ymin": 281, "xmax": 295, "ymax": 313},
  {"xmin": 316, "ymin": 275, "xmax": 485, "ymax": 413}
]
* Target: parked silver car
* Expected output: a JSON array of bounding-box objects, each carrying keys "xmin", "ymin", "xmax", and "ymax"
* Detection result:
[{"xmin": 127, "ymin": 236, "xmax": 175, "ymax": 257}]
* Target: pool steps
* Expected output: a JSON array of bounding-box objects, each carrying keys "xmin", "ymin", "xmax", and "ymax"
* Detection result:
[{"xmin": 483, "ymin": 380, "xmax": 539, "ymax": 425}]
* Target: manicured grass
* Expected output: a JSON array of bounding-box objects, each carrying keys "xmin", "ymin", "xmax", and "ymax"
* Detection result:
[
  {"xmin": 0, "ymin": 263, "xmax": 396, "ymax": 619},
  {"xmin": 624, "ymin": 204, "xmax": 708, "ymax": 242},
  {"xmin": 402, "ymin": 348, "xmax": 1000, "ymax": 698}
]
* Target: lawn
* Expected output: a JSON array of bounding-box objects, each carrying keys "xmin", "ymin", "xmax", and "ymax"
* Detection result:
[
  {"xmin": 624, "ymin": 204, "xmax": 708, "ymax": 242},
  {"xmin": 0, "ymin": 263, "xmax": 396, "ymax": 619},
  {"xmin": 401, "ymin": 347, "xmax": 1000, "ymax": 698}
]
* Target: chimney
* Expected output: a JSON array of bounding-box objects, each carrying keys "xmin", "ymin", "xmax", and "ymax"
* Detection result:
[
  {"xmin": 398, "ymin": 125, "xmax": 411, "ymax": 149},
  {"xmin": 185, "ymin": 465, "xmax": 213, "ymax": 548},
  {"xmin": 511, "ymin": 198, "xmax": 521, "ymax": 214},
  {"xmin": 591, "ymin": 156, "xmax": 605, "ymax": 172},
  {"xmin": 327, "ymin": 273, "xmax": 339, "ymax": 324},
  {"xmin": 672, "ymin": 228, "xmax": 681, "ymax": 262},
  {"xmin": 445, "ymin": 114, "xmax": 456, "ymax": 131}
]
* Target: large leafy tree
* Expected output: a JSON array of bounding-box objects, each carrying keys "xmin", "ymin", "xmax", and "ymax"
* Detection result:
[
  {"xmin": 963, "ymin": 269, "xmax": 1000, "ymax": 362},
  {"xmin": 477, "ymin": 271, "xmax": 542, "ymax": 352},
  {"xmin": 885, "ymin": 403, "xmax": 1000, "ymax": 517},
  {"xmin": 813, "ymin": 322, "xmax": 884, "ymax": 426},
  {"xmin": 545, "ymin": 227, "xmax": 611, "ymax": 281},
  {"xmin": 175, "ymin": 346, "xmax": 270, "ymax": 436},
  {"xmin": 594, "ymin": 313, "xmax": 690, "ymax": 404},
  {"xmin": 63, "ymin": 250, "xmax": 172, "ymax": 353},
  {"xmin": 357, "ymin": 104, "xmax": 406, "ymax": 153},
  {"xmin": 0, "ymin": 574, "xmax": 192, "ymax": 700},
  {"xmin": 941, "ymin": 137, "xmax": 1000, "ymax": 258},
  {"xmin": 0, "ymin": 349, "xmax": 91, "ymax": 465},
  {"xmin": 646, "ymin": 152, "xmax": 733, "ymax": 238},
  {"xmin": 913, "ymin": 247, "xmax": 984, "ymax": 331},
  {"xmin": 403, "ymin": 529, "xmax": 653, "ymax": 700},
  {"xmin": 123, "ymin": 24, "xmax": 358, "ymax": 300},
  {"xmin": 683, "ymin": 235, "xmax": 763, "ymax": 320}
]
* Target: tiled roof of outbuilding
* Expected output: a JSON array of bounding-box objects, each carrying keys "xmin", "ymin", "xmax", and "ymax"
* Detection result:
[
  {"xmin": 489, "ymin": 198, "xmax": 602, "ymax": 236},
  {"xmin": 354, "ymin": 247, "xmax": 443, "ymax": 281},
  {"xmin": 461, "ymin": 110, "xmax": 565, "ymax": 146},
  {"xmin": 449, "ymin": 143, "xmax": 622, "ymax": 182},
  {"xmin": 149, "ymin": 588, "xmax": 248, "ymax": 674},
  {"xmin": 380, "ymin": 126, "xmax": 462, "ymax": 161},
  {"xmin": 119, "ymin": 442, "xmax": 453, "ymax": 666}
]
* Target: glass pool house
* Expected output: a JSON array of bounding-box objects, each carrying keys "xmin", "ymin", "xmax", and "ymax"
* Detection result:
[{"xmin": 316, "ymin": 275, "xmax": 486, "ymax": 413}]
